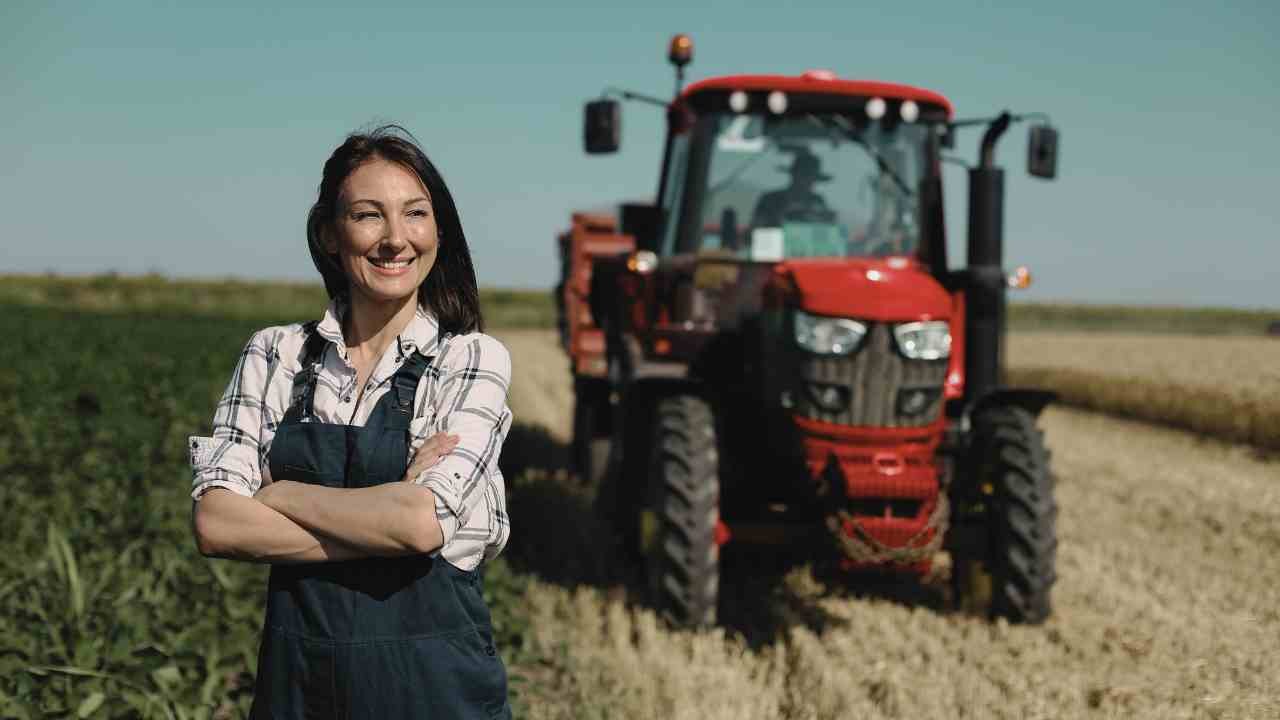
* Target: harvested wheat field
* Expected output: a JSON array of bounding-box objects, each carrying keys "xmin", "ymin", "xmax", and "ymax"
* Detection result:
[
  {"xmin": 1007, "ymin": 333, "xmax": 1280, "ymax": 449},
  {"xmin": 493, "ymin": 330, "xmax": 1280, "ymax": 720},
  {"xmin": 1006, "ymin": 333, "xmax": 1280, "ymax": 394}
]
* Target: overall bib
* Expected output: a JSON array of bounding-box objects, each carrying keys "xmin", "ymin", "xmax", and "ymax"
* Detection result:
[{"xmin": 250, "ymin": 329, "xmax": 511, "ymax": 719}]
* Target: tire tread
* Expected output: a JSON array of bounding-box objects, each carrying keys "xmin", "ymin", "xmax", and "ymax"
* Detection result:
[{"xmin": 649, "ymin": 395, "xmax": 720, "ymax": 627}]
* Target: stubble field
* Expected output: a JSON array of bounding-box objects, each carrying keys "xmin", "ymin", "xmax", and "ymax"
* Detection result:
[
  {"xmin": 495, "ymin": 329, "xmax": 1280, "ymax": 719},
  {"xmin": 1007, "ymin": 333, "xmax": 1280, "ymax": 450}
]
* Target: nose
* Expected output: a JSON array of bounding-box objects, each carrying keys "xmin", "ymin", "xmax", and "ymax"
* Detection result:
[{"xmin": 382, "ymin": 214, "xmax": 409, "ymax": 251}]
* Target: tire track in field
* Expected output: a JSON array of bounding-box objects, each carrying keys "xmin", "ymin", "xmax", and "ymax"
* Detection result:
[{"xmin": 493, "ymin": 330, "xmax": 1280, "ymax": 719}]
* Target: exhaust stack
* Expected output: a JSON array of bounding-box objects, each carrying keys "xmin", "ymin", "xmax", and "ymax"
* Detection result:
[{"xmin": 964, "ymin": 112, "xmax": 1012, "ymax": 404}]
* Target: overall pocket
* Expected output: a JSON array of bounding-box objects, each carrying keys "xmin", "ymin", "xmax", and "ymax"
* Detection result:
[
  {"xmin": 251, "ymin": 627, "xmax": 340, "ymax": 720},
  {"xmin": 268, "ymin": 424, "xmax": 349, "ymax": 488},
  {"xmin": 342, "ymin": 629, "xmax": 509, "ymax": 719}
]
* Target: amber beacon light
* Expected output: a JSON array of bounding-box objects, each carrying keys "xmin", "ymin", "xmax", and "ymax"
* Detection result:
[
  {"xmin": 668, "ymin": 34, "xmax": 693, "ymax": 67},
  {"xmin": 668, "ymin": 34, "xmax": 694, "ymax": 94}
]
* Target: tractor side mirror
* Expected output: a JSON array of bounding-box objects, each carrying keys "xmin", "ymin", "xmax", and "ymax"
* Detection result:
[
  {"xmin": 1027, "ymin": 124, "xmax": 1059, "ymax": 179},
  {"xmin": 584, "ymin": 99, "xmax": 621, "ymax": 154}
]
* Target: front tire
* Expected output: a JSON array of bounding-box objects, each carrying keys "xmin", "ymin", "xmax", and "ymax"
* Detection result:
[
  {"xmin": 953, "ymin": 405, "xmax": 1058, "ymax": 624},
  {"xmin": 642, "ymin": 395, "xmax": 720, "ymax": 627}
]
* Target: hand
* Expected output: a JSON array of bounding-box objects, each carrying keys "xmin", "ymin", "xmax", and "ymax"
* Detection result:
[{"xmin": 402, "ymin": 432, "xmax": 459, "ymax": 483}]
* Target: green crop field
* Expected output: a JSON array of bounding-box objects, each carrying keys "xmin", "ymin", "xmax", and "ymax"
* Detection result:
[
  {"xmin": 0, "ymin": 302, "xmax": 540, "ymax": 718},
  {"xmin": 0, "ymin": 305, "xmax": 267, "ymax": 716}
]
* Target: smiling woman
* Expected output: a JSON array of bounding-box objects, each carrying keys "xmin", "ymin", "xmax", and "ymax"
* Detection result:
[
  {"xmin": 307, "ymin": 127, "xmax": 483, "ymax": 336},
  {"xmin": 322, "ymin": 157, "xmax": 440, "ymax": 304},
  {"xmin": 188, "ymin": 125, "xmax": 512, "ymax": 718}
]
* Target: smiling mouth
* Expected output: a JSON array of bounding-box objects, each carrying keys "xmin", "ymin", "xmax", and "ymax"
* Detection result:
[{"xmin": 368, "ymin": 257, "xmax": 415, "ymax": 269}]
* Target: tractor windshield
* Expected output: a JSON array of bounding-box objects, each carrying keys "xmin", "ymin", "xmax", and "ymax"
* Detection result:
[{"xmin": 666, "ymin": 112, "xmax": 929, "ymax": 260}]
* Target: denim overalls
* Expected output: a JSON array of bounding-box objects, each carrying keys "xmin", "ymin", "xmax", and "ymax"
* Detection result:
[{"xmin": 250, "ymin": 326, "xmax": 511, "ymax": 719}]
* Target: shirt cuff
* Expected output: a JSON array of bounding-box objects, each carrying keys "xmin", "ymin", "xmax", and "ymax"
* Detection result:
[
  {"xmin": 417, "ymin": 469, "xmax": 471, "ymax": 543},
  {"xmin": 191, "ymin": 476, "xmax": 255, "ymax": 501},
  {"xmin": 189, "ymin": 435, "xmax": 259, "ymax": 500},
  {"xmin": 431, "ymin": 491, "xmax": 460, "ymax": 548}
]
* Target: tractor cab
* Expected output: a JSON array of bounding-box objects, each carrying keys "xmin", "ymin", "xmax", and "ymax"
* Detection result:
[
  {"xmin": 583, "ymin": 71, "xmax": 960, "ymax": 367},
  {"xmin": 652, "ymin": 75, "xmax": 953, "ymax": 269}
]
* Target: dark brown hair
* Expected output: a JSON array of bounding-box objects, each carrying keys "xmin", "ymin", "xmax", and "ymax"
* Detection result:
[{"xmin": 306, "ymin": 124, "xmax": 483, "ymax": 334}]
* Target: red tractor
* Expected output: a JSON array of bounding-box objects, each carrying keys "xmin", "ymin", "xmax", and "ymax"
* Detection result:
[{"xmin": 556, "ymin": 35, "xmax": 1061, "ymax": 627}]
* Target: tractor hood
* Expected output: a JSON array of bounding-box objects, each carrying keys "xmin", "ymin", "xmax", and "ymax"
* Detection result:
[{"xmin": 783, "ymin": 257, "xmax": 952, "ymax": 322}]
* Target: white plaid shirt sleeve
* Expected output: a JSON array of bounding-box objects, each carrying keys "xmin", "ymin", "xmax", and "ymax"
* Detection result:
[
  {"xmin": 410, "ymin": 334, "xmax": 512, "ymax": 565},
  {"xmin": 189, "ymin": 330, "xmax": 272, "ymax": 499}
]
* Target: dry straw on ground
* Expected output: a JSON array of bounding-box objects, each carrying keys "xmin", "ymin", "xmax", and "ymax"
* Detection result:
[
  {"xmin": 1008, "ymin": 332, "xmax": 1280, "ymax": 449},
  {"xmin": 494, "ymin": 329, "xmax": 1280, "ymax": 720}
]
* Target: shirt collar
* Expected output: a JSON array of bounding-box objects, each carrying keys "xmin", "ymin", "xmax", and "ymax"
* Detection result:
[
  {"xmin": 399, "ymin": 303, "xmax": 442, "ymax": 358},
  {"xmin": 315, "ymin": 295, "xmax": 442, "ymax": 363}
]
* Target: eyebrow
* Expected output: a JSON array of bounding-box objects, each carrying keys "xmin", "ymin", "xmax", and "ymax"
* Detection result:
[{"xmin": 347, "ymin": 196, "xmax": 432, "ymax": 209}]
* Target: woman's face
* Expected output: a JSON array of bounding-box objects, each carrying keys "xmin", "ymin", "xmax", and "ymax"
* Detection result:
[{"xmin": 324, "ymin": 158, "xmax": 439, "ymax": 305}]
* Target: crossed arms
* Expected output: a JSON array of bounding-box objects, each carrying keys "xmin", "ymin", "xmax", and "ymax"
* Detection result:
[
  {"xmin": 192, "ymin": 444, "xmax": 452, "ymax": 564},
  {"xmin": 189, "ymin": 330, "xmax": 511, "ymax": 565}
]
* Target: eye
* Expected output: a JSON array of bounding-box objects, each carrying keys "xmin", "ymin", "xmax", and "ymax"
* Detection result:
[
  {"xmin": 408, "ymin": 208, "xmax": 431, "ymax": 218},
  {"xmin": 353, "ymin": 211, "xmax": 380, "ymax": 221}
]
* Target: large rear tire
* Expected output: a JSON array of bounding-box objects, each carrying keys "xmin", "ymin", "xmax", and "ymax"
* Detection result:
[
  {"xmin": 953, "ymin": 405, "xmax": 1058, "ymax": 624},
  {"xmin": 642, "ymin": 395, "xmax": 720, "ymax": 627}
]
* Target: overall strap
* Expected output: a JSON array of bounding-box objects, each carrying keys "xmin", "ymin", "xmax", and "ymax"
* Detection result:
[
  {"xmin": 385, "ymin": 350, "xmax": 435, "ymax": 429},
  {"xmin": 281, "ymin": 321, "xmax": 327, "ymax": 425}
]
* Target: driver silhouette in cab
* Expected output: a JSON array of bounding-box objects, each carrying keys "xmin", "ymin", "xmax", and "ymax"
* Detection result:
[{"xmin": 751, "ymin": 150, "xmax": 835, "ymax": 227}]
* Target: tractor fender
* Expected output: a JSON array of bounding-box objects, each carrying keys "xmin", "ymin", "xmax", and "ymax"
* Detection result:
[{"xmin": 968, "ymin": 388, "xmax": 1058, "ymax": 419}]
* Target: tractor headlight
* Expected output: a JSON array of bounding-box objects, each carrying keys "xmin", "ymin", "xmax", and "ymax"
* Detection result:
[
  {"xmin": 793, "ymin": 311, "xmax": 867, "ymax": 355},
  {"xmin": 892, "ymin": 321, "xmax": 951, "ymax": 360}
]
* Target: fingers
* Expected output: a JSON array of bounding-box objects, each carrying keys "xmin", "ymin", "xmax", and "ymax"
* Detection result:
[
  {"xmin": 418, "ymin": 432, "xmax": 460, "ymax": 465},
  {"xmin": 421, "ymin": 431, "xmax": 460, "ymax": 455},
  {"xmin": 404, "ymin": 432, "xmax": 459, "ymax": 481}
]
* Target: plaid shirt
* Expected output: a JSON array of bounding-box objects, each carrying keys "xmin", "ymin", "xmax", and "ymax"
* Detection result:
[{"xmin": 188, "ymin": 298, "xmax": 511, "ymax": 571}]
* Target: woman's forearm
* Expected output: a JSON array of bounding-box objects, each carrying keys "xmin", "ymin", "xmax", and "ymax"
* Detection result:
[
  {"xmin": 255, "ymin": 481, "xmax": 444, "ymax": 556},
  {"xmin": 192, "ymin": 489, "xmax": 366, "ymax": 564}
]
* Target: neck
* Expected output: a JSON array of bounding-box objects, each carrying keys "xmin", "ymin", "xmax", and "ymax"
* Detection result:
[{"xmin": 342, "ymin": 291, "xmax": 418, "ymax": 362}]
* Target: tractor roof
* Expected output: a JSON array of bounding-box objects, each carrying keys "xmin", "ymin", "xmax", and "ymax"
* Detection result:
[{"xmin": 682, "ymin": 72, "xmax": 954, "ymax": 118}]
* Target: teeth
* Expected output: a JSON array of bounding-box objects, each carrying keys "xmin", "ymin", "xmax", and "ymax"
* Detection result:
[{"xmin": 370, "ymin": 258, "xmax": 413, "ymax": 269}]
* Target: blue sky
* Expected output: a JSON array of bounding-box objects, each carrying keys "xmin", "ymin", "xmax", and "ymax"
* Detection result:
[{"xmin": 3, "ymin": 1, "xmax": 1277, "ymax": 307}]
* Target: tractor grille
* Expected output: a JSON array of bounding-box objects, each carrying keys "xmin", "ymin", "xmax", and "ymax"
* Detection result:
[{"xmin": 794, "ymin": 323, "xmax": 947, "ymax": 427}]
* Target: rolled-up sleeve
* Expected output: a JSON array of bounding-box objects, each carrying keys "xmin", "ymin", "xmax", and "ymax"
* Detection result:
[
  {"xmin": 190, "ymin": 330, "xmax": 272, "ymax": 500},
  {"xmin": 411, "ymin": 335, "xmax": 512, "ymax": 548}
]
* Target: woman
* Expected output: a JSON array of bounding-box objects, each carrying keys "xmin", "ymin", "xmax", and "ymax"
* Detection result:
[{"xmin": 188, "ymin": 125, "xmax": 512, "ymax": 718}]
